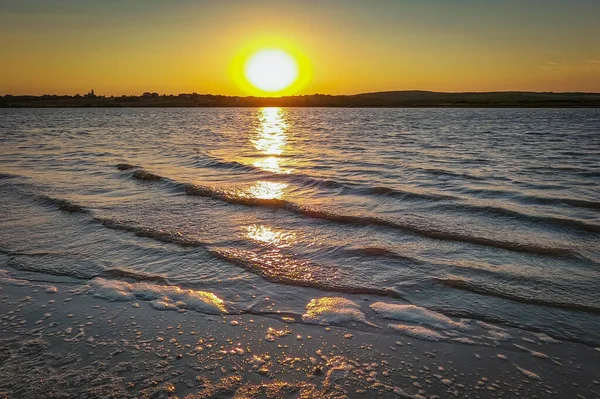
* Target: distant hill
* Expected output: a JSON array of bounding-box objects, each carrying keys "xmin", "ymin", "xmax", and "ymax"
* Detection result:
[{"xmin": 2, "ymin": 90, "xmax": 600, "ymax": 108}]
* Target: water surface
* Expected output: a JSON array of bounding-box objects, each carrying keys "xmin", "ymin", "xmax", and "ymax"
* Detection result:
[{"xmin": 1, "ymin": 107, "xmax": 599, "ymax": 343}]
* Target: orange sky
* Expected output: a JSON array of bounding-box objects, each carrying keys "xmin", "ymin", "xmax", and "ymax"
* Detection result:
[{"xmin": 1, "ymin": 0, "xmax": 599, "ymax": 96}]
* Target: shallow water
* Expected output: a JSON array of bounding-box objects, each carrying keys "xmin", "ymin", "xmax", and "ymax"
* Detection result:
[{"xmin": 1, "ymin": 107, "xmax": 599, "ymax": 343}]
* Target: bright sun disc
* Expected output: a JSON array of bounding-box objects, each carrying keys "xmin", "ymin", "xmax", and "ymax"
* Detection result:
[{"xmin": 244, "ymin": 49, "xmax": 299, "ymax": 93}]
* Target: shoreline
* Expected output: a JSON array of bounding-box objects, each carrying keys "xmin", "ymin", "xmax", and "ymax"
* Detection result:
[{"xmin": 1, "ymin": 267, "xmax": 599, "ymax": 398}]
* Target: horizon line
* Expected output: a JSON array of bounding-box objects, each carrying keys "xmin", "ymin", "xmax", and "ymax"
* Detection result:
[{"xmin": 3, "ymin": 89, "xmax": 600, "ymax": 98}]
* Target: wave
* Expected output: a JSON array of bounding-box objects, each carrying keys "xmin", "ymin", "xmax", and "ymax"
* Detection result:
[
  {"xmin": 203, "ymin": 158, "xmax": 269, "ymax": 174},
  {"xmin": 458, "ymin": 187, "xmax": 600, "ymax": 211},
  {"xmin": 523, "ymin": 165, "xmax": 600, "ymax": 180},
  {"xmin": 25, "ymin": 192, "xmax": 401, "ymax": 296},
  {"xmin": 99, "ymin": 218, "xmax": 401, "ymax": 297},
  {"xmin": 438, "ymin": 277, "xmax": 600, "ymax": 315},
  {"xmin": 200, "ymin": 158, "xmax": 455, "ymax": 201},
  {"xmin": 2, "ymin": 248, "xmax": 172, "ymax": 284},
  {"xmin": 0, "ymin": 248, "xmax": 59, "ymax": 258},
  {"xmin": 205, "ymin": 154, "xmax": 486, "ymax": 183},
  {"xmin": 6, "ymin": 255, "xmax": 100, "ymax": 280},
  {"xmin": 222, "ymin": 195, "xmax": 575, "ymax": 255},
  {"xmin": 121, "ymin": 167, "xmax": 577, "ymax": 257},
  {"xmin": 14, "ymin": 191, "xmax": 600, "ymax": 315},
  {"xmin": 180, "ymin": 190, "xmax": 575, "ymax": 257},
  {"xmin": 203, "ymin": 158, "xmax": 354, "ymax": 191},
  {"xmin": 118, "ymin": 162, "xmax": 600, "ymax": 236},
  {"xmin": 212, "ymin": 247, "xmax": 400, "ymax": 298},
  {"xmin": 433, "ymin": 202, "xmax": 600, "ymax": 234},
  {"xmin": 346, "ymin": 246, "xmax": 423, "ymax": 263},
  {"xmin": 517, "ymin": 194, "xmax": 600, "ymax": 211},
  {"xmin": 199, "ymin": 157, "xmax": 600, "ymax": 211},
  {"xmin": 0, "ymin": 172, "xmax": 21, "ymax": 180},
  {"xmin": 99, "ymin": 268, "xmax": 170, "ymax": 284},
  {"xmin": 364, "ymin": 185, "xmax": 454, "ymax": 201},
  {"xmin": 115, "ymin": 163, "xmax": 138, "ymax": 171},
  {"xmin": 95, "ymin": 215, "xmax": 401, "ymax": 296},
  {"xmin": 95, "ymin": 218, "xmax": 209, "ymax": 248},
  {"xmin": 32, "ymin": 177, "xmax": 582, "ymax": 259},
  {"xmin": 131, "ymin": 169, "xmax": 163, "ymax": 182},
  {"xmin": 405, "ymin": 165, "xmax": 486, "ymax": 181},
  {"xmin": 38, "ymin": 195, "xmax": 89, "ymax": 214},
  {"xmin": 21, "ymin": 192, "xmax": 407, "ymax": 297}
]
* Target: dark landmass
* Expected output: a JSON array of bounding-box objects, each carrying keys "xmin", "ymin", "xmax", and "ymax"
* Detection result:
[{"xmin": 2, "ymin": 90, "xmax": 600, "ymax": 108}]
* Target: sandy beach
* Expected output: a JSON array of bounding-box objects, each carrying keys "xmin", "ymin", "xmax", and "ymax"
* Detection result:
[{"xmin": 1, "ymin": 266, "xmax": 599, "ymax": 399}]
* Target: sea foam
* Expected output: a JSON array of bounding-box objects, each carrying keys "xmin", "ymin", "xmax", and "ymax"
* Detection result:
[
  {"xmin": 370, "ymin": 302, "xmax": 469, "ymax": 331},
  {"xmin": 89, "ymin": 278, "xmax": 226, "ymax": 314},
  {"xmin": 388, "ymin": 323, "xmax": 446, "ymax": 341},
  {"xmin": 302, "ymin": 297, "xmax": 372, "ymax": 326}
]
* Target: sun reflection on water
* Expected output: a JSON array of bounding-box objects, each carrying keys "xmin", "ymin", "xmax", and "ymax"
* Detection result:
[
  {"xmin": 253, "ymin": 107, "xmax": 287, "ymax": 155},
  {"xmin": 246, "ymin": 224, "xmax": 295, "ymax": 247},
  {"xmin": 252, "ymin": 107, "xmax": 293, "ymax": 173},
  {"xmin": 253, "ymin": 156, "xmax": 283, "ymax": 173},
  {"xmin": 244, "ymin": 181, "xmax": 288, "ymax": 200}
]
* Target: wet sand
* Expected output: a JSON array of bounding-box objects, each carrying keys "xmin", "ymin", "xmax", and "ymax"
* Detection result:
[{"xmin": 1, "ymin": 271, "xmax": 599, "ymax": 398}]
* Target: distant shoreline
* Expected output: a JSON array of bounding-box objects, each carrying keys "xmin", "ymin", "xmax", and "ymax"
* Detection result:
[{"xmin": 2, "ymin": 90, "xmax": 600, "ymax": 108}]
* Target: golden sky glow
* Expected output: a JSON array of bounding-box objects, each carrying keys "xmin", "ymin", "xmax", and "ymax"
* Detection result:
[{"xmin": 1, "ymin": 0, "xmax": 599, "ymax": 95}]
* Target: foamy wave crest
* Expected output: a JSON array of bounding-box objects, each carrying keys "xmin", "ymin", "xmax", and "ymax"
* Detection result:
[
  {"xmin": 302, "ymin": 297, "xmax": 376, "ymax": 326},
  {"xmin": 370, "ymin": 302, "xmax": 470, "ymax": 331},
  {"xmin": 0, "ymin": 269, "xmax": 58, "ymax": 293},
  {"xmin": 388, "ymin": 323, "xmax": 446, "ymax": 341},
  {"xmin": 88, "ymin": 278, "xmax": 227, "ymax": 314}
]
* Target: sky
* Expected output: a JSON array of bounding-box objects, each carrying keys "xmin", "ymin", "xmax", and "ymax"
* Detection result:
[{"xmin": 0, "ymin": 0, "xmax": 599, "ymax": 96}]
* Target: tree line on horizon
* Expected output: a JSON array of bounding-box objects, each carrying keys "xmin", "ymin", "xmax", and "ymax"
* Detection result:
[{"xmin": 1, "ymin": 90, "xmax": 600, "ymax": 107}]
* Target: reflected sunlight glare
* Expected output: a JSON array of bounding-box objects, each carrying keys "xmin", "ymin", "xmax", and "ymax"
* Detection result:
[
  {"xmin": 245, "ymin": 181, "xmax": 288, "ymax": 200},
  {"xmin": 253, "ymin": 108, "xmax": 287, "ymax": 155},
  {"xmin": 253, "ymin": 156, "xmax": 283, "ymax": 173},
  {"xmin": 252, "ymin": 107, "xmax": 293, "ymax": 174},
  {"xmin": 246, "ymin": 225, "xmax": 296, "ymax": 247}
]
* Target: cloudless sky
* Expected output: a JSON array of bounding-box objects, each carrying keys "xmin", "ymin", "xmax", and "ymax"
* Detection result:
[{"xmin": 1, "ymin": 0, "xmax": 599, "ymax": 95}]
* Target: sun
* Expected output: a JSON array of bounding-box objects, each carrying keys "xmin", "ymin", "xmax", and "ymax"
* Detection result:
[
  {"xmin": 244, "ymin": 49, "xmax": 299, "ymax": 93},
  {"xmin": 231, "ymin": 39, "xmax": 311, "ymax": 96}
]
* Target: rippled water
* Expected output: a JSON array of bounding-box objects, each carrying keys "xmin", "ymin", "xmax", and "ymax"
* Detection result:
[{"xmin": 1, "ymin": 107, "xmax": 599, "ymax": 343}]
